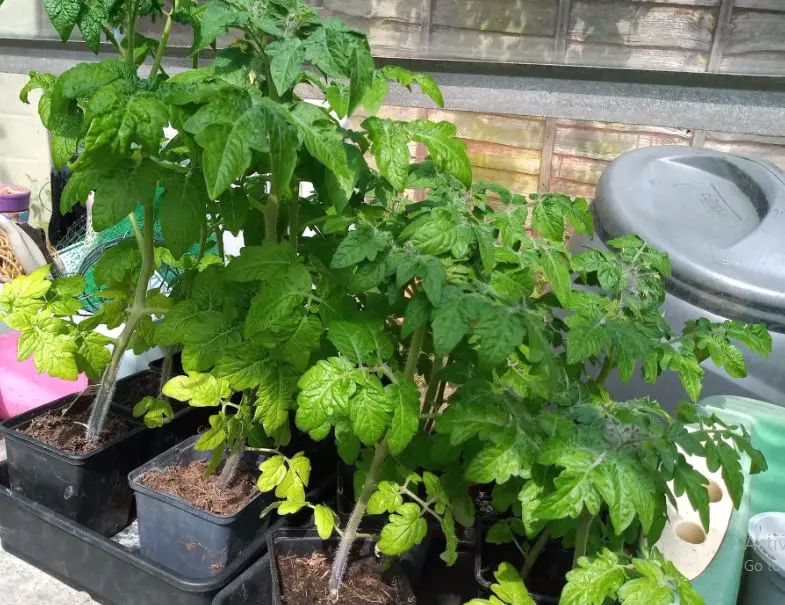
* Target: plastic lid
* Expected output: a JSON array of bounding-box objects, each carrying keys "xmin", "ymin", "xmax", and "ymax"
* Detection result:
[
  {"xmin": 0, "ymin": 185, "xmax": 30, "ymax": 212},
  {"xmin": 748, "ymin": 513, "xmax": 785, "ymax": 577},
  {"xmin": 595, "ymin": 147, "xmax": 785, "ymax": 328}
]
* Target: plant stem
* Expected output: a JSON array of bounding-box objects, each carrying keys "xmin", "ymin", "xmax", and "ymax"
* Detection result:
[
  {"xmin": 101, "ymin": 24, "xmax": 124, "ymax": 58},
  {"xmin": 328, "ymin": 328, "xmax": 425, "ymax": 599},
  {"xmin": 595, "ymin": 354, "xmax": 612, "ymax": 387},
  {"xmin": 149, "ymin": 0, "xmax": 178, "ymax": 81},
  {"xmin": 522, "ymin": 525, "xmax": 551, "ymax": 579},
  {"xmin": 328, "ymin": 440, "xmax": 388, "ymax": 598},
  {"xmin": 421, "ymin": 354, "xmax": 444, "ymax": 414},
  {"xmin": 86, "ymin": 200, "xmax": 154, "ymax": 442},
  {"xmin": 573, "ymin": 509, "xmax": 593, "ymax": 567},
  {"xmin": 126, "ymin": 0, "xmax": 137, "ymax": 70},
  {"xmin": 265, "ymin": 194, "xmax": 279, "ymax": 242},
  {"xmin": 289, "ymin": 198, "xmax": 299, "ymax": 249},
  {"xmin": 158, "ymin": 347, "xmax": 175, "ymax": 396},
  {"xmin": 404, "ymin": 327, "xmax": 425, "ymax": 378},
  {"xmin": 217, "ymin": 438, "xmax": 245, "ymax": 489}
]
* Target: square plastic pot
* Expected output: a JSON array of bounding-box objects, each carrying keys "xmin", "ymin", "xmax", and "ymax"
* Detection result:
[
  {"xmin": 267, "ymin": 527, "xmax": 418, "ymax": 605},
  {"xmin": 129, "ymin": 434, "xmax": 271, "ymax": 579},
  {"xmin": 0, "ymin": 460, "xmax": 335, "ymax": 605},
  {"xmin": 0, "ymin": 395, "xmax": 152, "ymax": 537}
]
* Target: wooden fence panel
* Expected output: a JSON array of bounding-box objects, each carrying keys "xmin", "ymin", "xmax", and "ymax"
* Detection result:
[{"xmin": 718, "ymin": 9, "xmax": 785, "ymax": 75}]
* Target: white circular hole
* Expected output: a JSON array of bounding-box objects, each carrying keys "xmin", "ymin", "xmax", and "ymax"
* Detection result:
[
  {"xmin": 676, "ymin": 522, "xmax": 706, "ymax": 545},
  {"xmin": 707, "ymin": 480, "xmax": 723, "ymax": 504}
]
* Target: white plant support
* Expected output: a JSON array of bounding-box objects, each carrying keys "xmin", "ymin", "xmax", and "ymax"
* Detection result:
[{"xmin": 656, "ymin": 447, "xmax": 734, "ymax": 580}]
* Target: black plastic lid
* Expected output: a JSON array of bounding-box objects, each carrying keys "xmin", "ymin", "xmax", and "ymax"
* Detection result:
[{"xmin": 595, "ymin": 146, "xmax": 785, "ymax": 327}]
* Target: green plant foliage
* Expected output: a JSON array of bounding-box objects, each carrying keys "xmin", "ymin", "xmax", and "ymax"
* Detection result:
[{"xmin": 1, "ymin": 0, "xmax": 771, "ymax": 602}]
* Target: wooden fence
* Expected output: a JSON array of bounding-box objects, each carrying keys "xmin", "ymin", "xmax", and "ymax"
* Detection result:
[{"xmin": 317, "ymin": 0, "xmax": 785, "ymax": 76}]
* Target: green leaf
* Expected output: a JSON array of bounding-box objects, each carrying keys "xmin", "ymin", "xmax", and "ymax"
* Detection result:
[
  {"xmin": 377, "ymin": 502, "xmax": 428, "ymax": 556},
  {"xmin": 159, "ymin": 170, "xmax": 208, "ymax": 258},
  {"xmin": 295, "ymin": 357, "xmax": 356, "ymax": 437},
  {"xmin": 402, "ymin": 292, "xmax": 430, "ymax": 339},
  {"xmin": 163, "ymin": 373, "xmax": 230, "ymax": 407},
  {"xmin": 325, "ymin": 83, "xmax": 350, "ymax": 118},
  {"xmin": 406, "ymin": 120, "xmax": 471, "ymax": 187},
  {"xmin": 132, "ymin": 396, "xmax": 174, "ymax": 429},
  {"xmin": 561, "ymin": 549, "xmax": 626, "ymax": 605},
  {"xmin": 76, "ymin": 330, "xmax": 112, "ymax": 381},
  {"xmin": 473, "ymin": 224, "xmax": 496, "ymax": 276},
  {"xmin": 531, "ymin": 193, "xmax": 593, "ymax": 241},
  {"xmin": 225, "ymin": 242, "xmax": 296, "ymax": 283},
  {"xmin": 257, "ymin": 455, "xmax": 288, "ymax": 492},
  {"xmin": 539, "ymin": 249, "xmax": 572, "ymax": 306},
  {"xmin": 368, "ymin": 481, "xmax": 403, "ymax": 514},
  {"xmin": 195, "ymin": 415, "xmax": 226, "ymax": 450},
  {"xmin": 361, "ymin": 72, "xmax": 388, "ymax": 115},
  {"xmin": 465, "ymin": 444, "xmax": 524, "ymax": 485},
  {"xmin": 214, "ymin": 344, "xmax": 269, "ymax": 391},
  {"xmin": 266, "ymin": 37, "xmax": 305, "ymax": 95},
  {"xmin": 592, "ymin": 453, "xmax": 658, "ymax": 534},
  {"xmin": 244, "ymin": 264, "xmax": 312, "ymax": 338},
  {"xmin": 473, "ymin": 306, "xmax": 525, "ymax": 367},
  {"xmin": 348, "ymin": 43, "xmax": 374, "ymax": 115},
  {"xmin": 362, "ymin": 117, "xmax": 411, "ymax": 192},
  {"xmin": 564, "ymin": 312, "xmax": 607, "ymax": 364},
  {"xmin": 280, "ymin": 315, "xmax": 324, "ymax": 371},
  {"xmin": 724, "ymin": 321, "xmax": 772, "ymax": 356},
  {"xmin": 328, "ymin": 320, "xmax": 393, "ymax": 364},
  {"xmin": 17, "ymin": 317, "xmax": 79, "ymax": 381},
  {"xmin": 386, "ymin": 378, "xmax": 421, "ymax": 455},
  {"xmin": 314, "ymin": 505, "xmax": 336, "ymax": 539},
  {"xmin": 412, "ymin": 73, "xmax": 444, "ymax": 107},
  {"xmin": 44, "ymin": 0, "xmax": 82, "ymax": 41},
  {"xmin": 182, "ymin": 316, "xmax": 242, "ymax": 372},
  {"xmin": 466, "ymin": 563, "xmax": 536, "ymax": 605},
  {"xmin": 350, "ymin": 376, "xmax": 393, "ymax": 446},
  {"xmin": 77, "ymin": 0, "xmax": 107, "ymax": 52},
  {"xmin": 673, "ymin": 459, "xmax": 710, "ymax": 530},
  {"xmin": 91, "ymin": 160, "xmax": 161, "ymax": 231},
  {"xmin": 255, "ymin": 362, "xmax": 298, "ymax": 434},
  {"xmin": 537, "ymin": 469, "xmax": 602, "ymax": 520},
  {"xmin": 331, "ymin": 224, "xmax": 393, "ymax": 269}
]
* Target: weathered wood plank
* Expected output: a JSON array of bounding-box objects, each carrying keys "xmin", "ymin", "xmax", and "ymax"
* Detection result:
[
  {"xmin": 719, "ymin": 9, "xmax": 785, "ymax": 75},
  {"xmin": 549, "ymin": 179, "xmax": 597, "ymax": 198},
  {"xmin": 334, "ymin": 16, "xmax": 424, "ymax": 56},
  {"xmin": 732, "ymin": 0, "xmax": 785, "ymax": 11},
  {"xmin": 703, "ymin": 132, "xmax": 785, "ymax": 168},
  {"xmin": 553, "ymin": 0, "xmax": 572, "ymax": 62},
  {"xmin": 539, "ymin": 118, "xmax": 558, "ymax": 191},
  {"xmin": 429, "ymin": 109, "xmax": 546, "ymax": 149},
  {"xmin": 430, "ymin": 0, "xmax": 558, "ymax": 35},
  {"xmin": 472, "ymin": 166, "xmax": 540, "ymax": 194},
  {"xmin": 428, "ymin": 26, "xmax": 553, "ymax": 62},
  {"xmin": 554, "ymin": 120, "xmax": 691, "ymax": 162},
  {"xmin": 464, "ymin": 140, "xmax": 541, "ymax": 175},
  {"xmin": 565, "ymin": 44, "xmax": 709, "ymax": 70},
  {"xmin": 551, "ymin": 155, "xmax": 608, "ymax": 186},
  {"xmin": 706, "ymin": 0, "xmax": 734, "ymax": 72},
  {"xmin": 321, "ymin": 0, "xmax": 422, "ymax": 22}
]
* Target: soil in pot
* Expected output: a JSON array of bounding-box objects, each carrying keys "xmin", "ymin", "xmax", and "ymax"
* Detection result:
[
  {"xmin": 23, "ymin": 406, "xmax": 133, "ymax": 455},
  {"xmin": 138, "ymin": 459, "xmax": 257, "ymax": 516},
  {"xmin": 278, "ymin": 551, "xmax": 401, "ymax": 605}
]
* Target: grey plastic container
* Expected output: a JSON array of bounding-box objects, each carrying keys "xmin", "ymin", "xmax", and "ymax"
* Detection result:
[
  {"xmin": 739, "ymin": 513, "xmax": 785, "ymax": 604},
  {"xmin": 573, "ymin": 146, "xmax": 785, "ymax": 407},
  {"xmin": 128, "ymin": 435, "xmax": 270, "ymax": 579}
]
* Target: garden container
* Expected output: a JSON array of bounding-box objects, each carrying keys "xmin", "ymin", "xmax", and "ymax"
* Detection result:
[
  {"xmin": 0, "ymin": 396, "xmax": 151, "ymax": 536},
  {"xmin": 267, "ymin": 527, "xmax": 418, "ymax": 605},
  {"xmin": 128, "ymin": 435, "xmax": 270, "ymax": 579},
  {"xmin": 0, "ymin": 461, "xmax": 334, "ymax": 605},
  {"xmin": 573, "ymin": 147, "xmax": 785, "ymax": 407},
  {"xmin": 0, "ymin": 184, "xmax": 31, "ymax": 223},
  {"xmin": 739, "ymin": 513, "xmax": 785, "ymax": 605}
]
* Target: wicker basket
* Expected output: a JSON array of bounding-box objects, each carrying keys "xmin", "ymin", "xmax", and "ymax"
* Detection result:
[{"xmin": 0, "ymin": 228, "xmax": 24, "ymax": 282}]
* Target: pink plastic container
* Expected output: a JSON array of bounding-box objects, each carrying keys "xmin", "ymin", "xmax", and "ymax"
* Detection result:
[{"xmin": 0, "ymin": 331, "xmax": 88, "ymax": 419}]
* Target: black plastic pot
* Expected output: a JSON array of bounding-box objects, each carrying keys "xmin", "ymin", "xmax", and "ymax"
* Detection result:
[
  {"xmin": 475, "ymin": 522, "xmax": 572, "ymax": 605},
  {"xmin": 129, "ymin": 435, "xmax": 270, "ymax": 579},
  {"xmin": 0, "ymin": 461, "xmax": 335, "ymax": 605},
  {"xmin": 268, "ymin": 527, "xmax": 418, "ymax": 605},
  {"xmin": 114, "ymin": 368, "xmax": 211, "ymax": 456},
  {"xmin": 0, "ymin": 395, "xmax": 152, "ymax": 536}
]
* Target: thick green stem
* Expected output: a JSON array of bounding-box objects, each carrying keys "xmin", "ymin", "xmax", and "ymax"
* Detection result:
[
  {"xmin": 328, "ymin": 328, "xmax": 424, "ymax": 598},
  {"xmin": 217, "ymin": 438, "xmax": 245, "ymax": 490},
  {"xmin": 149, "ymin": 0, "xmax": 178, "ymax": 80},
  {"xmin": 421, "ymin": 354, "xmax": 444, "ymax": 414},
  {"xmin": 125, "ymin": 0, "xmax": 137, "ymax": 70},
  {"xmin": 158, "ymin": 347, "xmax": 176, "ymax": 396},
  {"xmin": 404, "ymin": 327, "xmax": 425, "ymax": 378},
  {"xmin": 573, "ymin": 510, "xmax": 593, "ymax": 567},
  {"xmin": 328, "ymin": 441, "xmax": 389, "ymax": 598},
  {"xmin": 595, "ymin": 354, "xmax": 612, "ymax": 387},
  {"xmin": 522, "ymin": 525, "xmax": 551, "ymax": 579},
  {"xmin": 86, "ymin": 200, "xmax": 154, "ymax": 442},
  {"xmin": 265, "ymin": 194, "xmax": 279, "ymax": 242}
]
